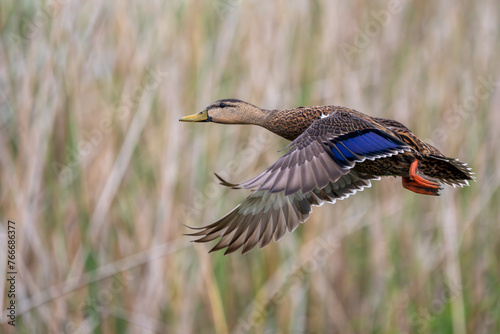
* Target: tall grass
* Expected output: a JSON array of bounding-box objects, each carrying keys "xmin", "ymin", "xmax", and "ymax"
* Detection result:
[{"xmin": 0, "ymin": 0, "xmax": 499, "ymax": 333}]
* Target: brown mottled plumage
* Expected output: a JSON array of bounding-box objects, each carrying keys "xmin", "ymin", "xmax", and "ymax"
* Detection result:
[{"xmin": 179, "ymin": 99, "xmax": 475, "ymax": 254}]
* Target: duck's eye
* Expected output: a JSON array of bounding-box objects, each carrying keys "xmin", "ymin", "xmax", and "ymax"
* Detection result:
[{"xmin": 219, "ymin": 102, "xmax": 226, "ymax": 108}]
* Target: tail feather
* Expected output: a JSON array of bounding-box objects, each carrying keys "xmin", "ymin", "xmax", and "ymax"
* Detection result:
[{"xmin": 421, "ymin": 155, "xmax": 475, "ymax": 188}]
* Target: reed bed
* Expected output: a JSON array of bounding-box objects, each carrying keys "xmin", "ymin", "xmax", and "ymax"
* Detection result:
[{"xmin": 0, "ymin": 0, "xmax": 499, "ymax": 333}]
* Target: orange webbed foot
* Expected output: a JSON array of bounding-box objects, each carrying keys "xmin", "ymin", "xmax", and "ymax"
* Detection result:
[
  {"xmin": 402, "ymin": 160, "xmax": 442, "ymax": 196},
  {"xmin": 402, "ymin": 177, "xmax": 440, "ymax": 196}
]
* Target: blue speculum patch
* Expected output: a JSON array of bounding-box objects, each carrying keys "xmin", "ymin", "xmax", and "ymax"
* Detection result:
[{"xmin": 327, "ymin": 130, "xmax": 405, "ymax": 166}]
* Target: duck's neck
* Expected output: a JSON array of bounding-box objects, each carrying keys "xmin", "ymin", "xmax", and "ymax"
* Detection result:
[{"xmin": 262, "ymin": 108, "xmax": 323, "ymax": 141}]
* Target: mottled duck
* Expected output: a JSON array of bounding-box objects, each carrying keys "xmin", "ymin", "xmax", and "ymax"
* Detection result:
[{"xmin": 179, "ymin": 99, "xmax": 475, "ymax": 254}]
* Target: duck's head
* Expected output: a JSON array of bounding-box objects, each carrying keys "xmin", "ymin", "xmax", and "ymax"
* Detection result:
[{"xmin": 179, "ymin": 99, "xmax": 268, "ymax": 125}]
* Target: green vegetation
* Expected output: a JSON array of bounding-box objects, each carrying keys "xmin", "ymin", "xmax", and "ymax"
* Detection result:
[{"xmin": 1, "ymin": 0, "xmax": 499, "ymax": 333}]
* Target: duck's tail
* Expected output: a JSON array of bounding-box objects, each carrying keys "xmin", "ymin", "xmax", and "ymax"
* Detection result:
[{"xmin": 419, "ymin": 155, "xmax": 476, "ymax": 188}]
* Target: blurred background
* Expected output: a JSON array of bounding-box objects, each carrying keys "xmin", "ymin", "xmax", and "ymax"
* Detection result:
[{"xmin": 1, "ymin": 0, "xmax": 499, "ymax": 333}]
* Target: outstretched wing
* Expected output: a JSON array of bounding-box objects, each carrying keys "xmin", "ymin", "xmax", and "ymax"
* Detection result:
[
  {"xmin": 189, "ymin": 171, "xmax": 377, "ymax": 254},
  {"xmin": 187, "ymin": 111, "xmax": 412, "ymax": 254}
]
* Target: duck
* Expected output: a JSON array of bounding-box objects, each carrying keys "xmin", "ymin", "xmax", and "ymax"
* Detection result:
[{"xmin": 179, "ymin": 99, "xmax": 475, "ymax": 255}]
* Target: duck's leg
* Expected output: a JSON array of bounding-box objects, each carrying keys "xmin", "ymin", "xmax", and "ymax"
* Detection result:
[
  {"xmin": 402, "ymin": 160, "xmax": 441, "ymax": 196},
  {"xmin": 402, "ymin": 177, "xmax": 440, "ymax": 195}
]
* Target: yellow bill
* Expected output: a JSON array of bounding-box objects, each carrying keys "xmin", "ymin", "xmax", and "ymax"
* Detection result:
[{"xmin": 179, "ymin": 109, "xmax": 210, "ymax": 122}]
